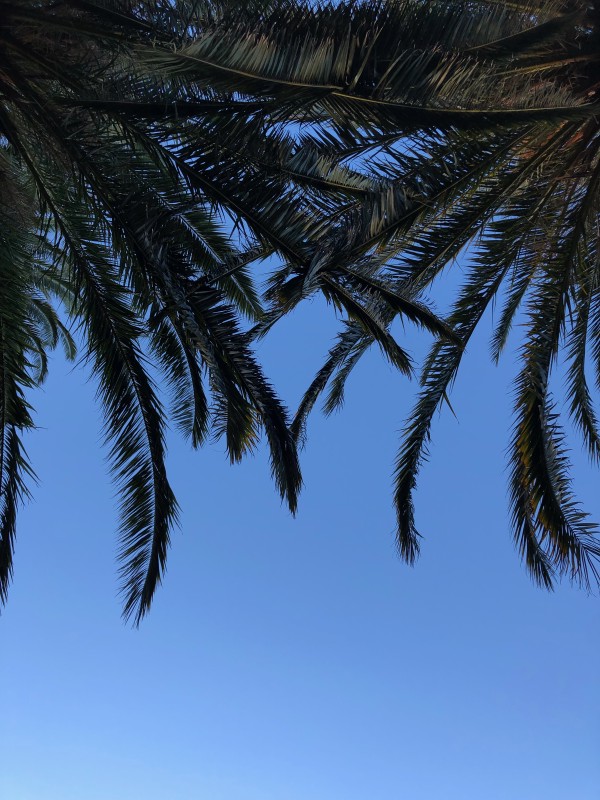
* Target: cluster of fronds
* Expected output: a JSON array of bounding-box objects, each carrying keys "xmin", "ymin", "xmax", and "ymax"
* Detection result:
[
  {"xmin": 2, "ymin": 0, "xmax": 600, "ymax": 619},
  {"xmin": 0, "ymin": 0, "xmax": 460, "ymax": 622},
  {"xmin": 168, "ymin": 0, "xmax": 600, "ymax": 591},
  {"xmin": 0, "ymin": 0, "xmax": 308, "ymax": 622},
  {"xmin": 223, "ymin": 0, "xmax": 600, "ymax": 591}
]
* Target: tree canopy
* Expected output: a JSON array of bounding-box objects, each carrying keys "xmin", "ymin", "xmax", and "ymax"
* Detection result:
[{"xmin": 1, "ymin": 0, "xmax": 599, "ymax": 621}]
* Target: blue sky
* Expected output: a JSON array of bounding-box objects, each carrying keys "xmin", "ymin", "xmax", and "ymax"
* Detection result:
[{"xmin": 1, "ymin": 288, "xmax": 598, "ymax": 799}]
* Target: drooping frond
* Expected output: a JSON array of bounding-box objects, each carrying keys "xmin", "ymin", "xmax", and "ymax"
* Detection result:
[{"xmin": 0, "ymin": 153, "xmax": 42, "ymax": 603}]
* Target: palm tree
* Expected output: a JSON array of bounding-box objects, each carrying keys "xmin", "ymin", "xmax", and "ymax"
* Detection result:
[
  {"xmin": 9, "ymin": 0, "xmax": 595, "ymax": 617},
  {"xmin": 1, "ymin": 0, "xmax": 460, "ymax": 621},
  {"xmin": 163, "ymin": 0, "xmax": 600, "ymax": 589}
]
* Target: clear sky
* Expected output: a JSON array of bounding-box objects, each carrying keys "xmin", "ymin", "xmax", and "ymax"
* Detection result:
[{"xmin": 1, "ymin": 285, "xmax": 598, "ymax": 799}]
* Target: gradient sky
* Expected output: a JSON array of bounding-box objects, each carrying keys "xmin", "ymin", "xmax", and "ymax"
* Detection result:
[{"xmin": 1, "ymin": 284, "xmax": 598, "ymax": 799}]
